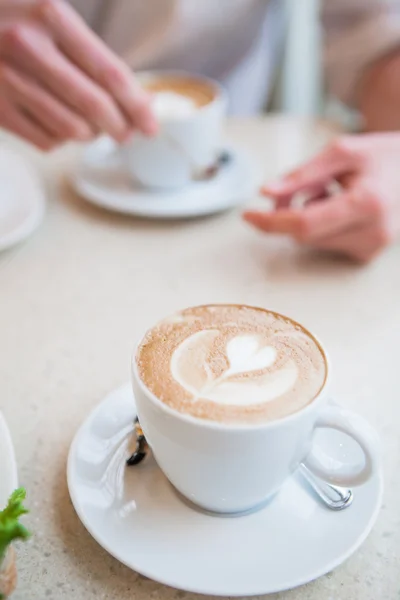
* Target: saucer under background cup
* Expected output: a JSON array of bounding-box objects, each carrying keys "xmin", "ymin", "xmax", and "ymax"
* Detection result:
[
  {"xmin": 71, "ymin": 137, "xmax": 259, "ymax": 219},
  {"xmin": 67, "ymin": 383, "xmax": 383, "ymax": 597}
]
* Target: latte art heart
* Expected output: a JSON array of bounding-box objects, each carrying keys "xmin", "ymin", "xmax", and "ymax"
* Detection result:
[
  {"xmin": 136, "ymin": 305, "xmax": 327, "ymax": 424},
  {"xmin": 171, "ymin": 332, "xmax": 298, "ymax": 406}
]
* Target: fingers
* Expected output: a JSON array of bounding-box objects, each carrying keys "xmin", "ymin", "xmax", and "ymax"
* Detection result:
[
  {"xmin": 0, "ymin": 1, "xmax": 157, "ymax": 140},
  {"xmin": 244, "ymin": 194, "xmax": 357, "ymax": 241},
  {"xmin": 312, "ymin": 223, "xmax": 391, "ymax": 263},
  {"xmin": 0, "ymin": 97, "xmax": 59, "ymax": 150},
  {"xmin": 245, "ymin": 178, "xmax": 389, "ymax": 262},
  {"xmin": 244, "ymin": 205, "xmax": 389, "ymax": 263},
  {"xmin": 270, "ymin": 183, "xmax": 330, "ymax": 210},
  {"xmin": 0, "ymin": 63, "xmax": 93, "ymax": 141},
  {"xmin": 261, "ymin": 137, "xmax": 365, "ymax": 199},
  {"xmin": 34, "ymin": 0, "xmax": 157, "ymax": 135},
  {"xmin": 244, "ymin": 187, "xmax": 382, "ymax": 242},
  {"xmin": 1, "ymin": 25, "xmax": 132, "ymax": 142}
]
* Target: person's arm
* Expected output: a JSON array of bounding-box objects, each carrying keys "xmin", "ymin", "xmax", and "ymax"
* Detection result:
[
  {"xmin": 242, "ymin": 2, "xmax": 400, "ymax": 262},
  {"xmin": 321, "ymin": 0, "xmax": 400, "ymax": 131}
]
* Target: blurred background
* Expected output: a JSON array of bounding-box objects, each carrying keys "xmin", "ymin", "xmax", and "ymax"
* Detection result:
[{"xmin": 276, "ymin": 0, "xmax": 355, "ymax": 128}]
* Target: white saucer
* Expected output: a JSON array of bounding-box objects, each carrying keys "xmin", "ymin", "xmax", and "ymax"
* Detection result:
[
  {"xmin": 0, "ymin": 412, "xmax": 18, "ymax": 507},
  {"xmin": 67, "ymin": 384, "xmax": 383, "ymax": 597},
  {"xmin": 72, "ymin": 138, "xmax": 259, "ymax": 219},
  {"xmin": 0, "ymin": 146, "xmax": 45, "ymax": 252}
]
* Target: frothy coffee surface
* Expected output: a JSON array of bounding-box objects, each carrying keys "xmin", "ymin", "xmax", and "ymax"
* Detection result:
[
  {"xmin": 136, "ymin": 305, "xmax": 327, "ymax": 425},
  {"xmin": 144, "ymin": 76, "xmax": 215, "ymax": 120}
]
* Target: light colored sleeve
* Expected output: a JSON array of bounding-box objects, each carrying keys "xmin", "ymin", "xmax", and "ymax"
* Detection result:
[{"xmin": 321, "ymin": 0, "xmax": 400, "ymax": 107}]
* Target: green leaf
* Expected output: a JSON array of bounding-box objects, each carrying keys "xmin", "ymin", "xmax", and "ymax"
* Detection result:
[{"xmin": 0, "ymin": 488, "xmax": 30, "ymax": 561}]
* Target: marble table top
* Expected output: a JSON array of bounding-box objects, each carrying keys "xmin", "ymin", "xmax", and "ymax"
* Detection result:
[{"xmin": 1, "ymin": 116, "xmax": 399, "ymax": 599}]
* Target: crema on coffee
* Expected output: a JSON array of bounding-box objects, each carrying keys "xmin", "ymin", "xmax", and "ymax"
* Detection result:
[{"xmin": 136, "ymin": 305, "xmax": 327, "ymax": 425}]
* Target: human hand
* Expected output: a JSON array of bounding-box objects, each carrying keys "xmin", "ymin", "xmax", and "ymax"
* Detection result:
[
  {"xmin": 243, "ymin": 134, "xmax": 400, "ymax": 263},
  {"xmin": 0, "ymin": 0, "xmax": 157, "ymax": 150}
]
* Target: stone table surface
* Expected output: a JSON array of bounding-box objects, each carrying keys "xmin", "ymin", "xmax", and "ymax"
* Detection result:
[{"xmin": 1, "ymin": 116, "xmax": 399, "ymax": 600}]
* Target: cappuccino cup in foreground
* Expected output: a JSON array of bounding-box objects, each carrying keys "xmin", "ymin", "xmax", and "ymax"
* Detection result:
[
  {"xmin": 132, "ymin": 304, "xmax": 380, "ymax": 514},
  {"xmin": 124, "ymin": 71, "xmax": 227, "ymax": 189}
]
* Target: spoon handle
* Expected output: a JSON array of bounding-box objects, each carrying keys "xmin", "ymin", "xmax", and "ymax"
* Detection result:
[{"xmin": 299, "ymin": 463, "xmax": 354, "ymax": 511}]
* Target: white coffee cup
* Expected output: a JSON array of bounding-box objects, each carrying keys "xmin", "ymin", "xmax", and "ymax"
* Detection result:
[
  {"xmin": 123, "ymin": 71, "xmax": 227, "ymax": 190},
  {"xmin": 132, "ymin": 316, "xmax": 380, "ymax": 515}
]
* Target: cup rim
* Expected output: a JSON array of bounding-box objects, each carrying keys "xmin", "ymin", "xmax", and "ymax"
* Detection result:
[
  {"xmin": 132, "ymin": 304, "xmax": 331, "ymax": 432},
  {"xmin": 136, "ymin": 69, "xmax": 227, "ymax": 123}
]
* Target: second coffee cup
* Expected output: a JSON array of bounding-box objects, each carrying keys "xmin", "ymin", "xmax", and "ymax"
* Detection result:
[{"xmin": 122, "ymin": 71, "xmax": 227, "ymax": 190}]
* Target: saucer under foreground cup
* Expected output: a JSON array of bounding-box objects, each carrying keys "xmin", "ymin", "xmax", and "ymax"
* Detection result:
[
  {"xmin": 67, "ymin": 383, "xmax": 383, "ymax": 597},
  {"xmin": 71, "ymin": 137, "xmax": 258, "ymax": 219}
]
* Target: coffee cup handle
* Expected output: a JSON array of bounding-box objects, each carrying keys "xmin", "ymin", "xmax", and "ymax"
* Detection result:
[{"xmin": 302, "ymin": 405, "xmax": 380, "ymax": 486}]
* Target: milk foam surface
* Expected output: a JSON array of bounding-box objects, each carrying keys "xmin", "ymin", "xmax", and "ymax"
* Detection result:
[
  {"xmin": 144, "ymin": 76, "xmax": 215, "ymax": 116},
  {"xmin": 136, "ymin": 305, "xmax": 327, "ymax": 424},
  {"xmin": 151, "ymin": 91, "xmax": 198, "ymax": 120}
]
